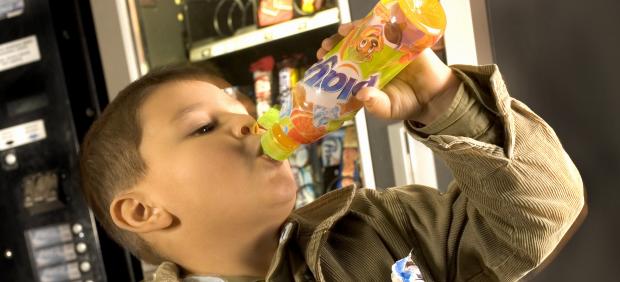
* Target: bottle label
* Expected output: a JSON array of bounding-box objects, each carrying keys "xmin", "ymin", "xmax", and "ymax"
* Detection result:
[
  {"xmin": 279, "ymin": 0, "xmax": 442, "ymax": 144},
  {"xmin": 301, "ymin": 55, "xmax": 378, "ymax": 116}
]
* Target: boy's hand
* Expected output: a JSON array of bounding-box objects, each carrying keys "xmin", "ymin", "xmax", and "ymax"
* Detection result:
[{"xmin": 317, "ymin": 22, "xmax": 461, "ymax": 125}]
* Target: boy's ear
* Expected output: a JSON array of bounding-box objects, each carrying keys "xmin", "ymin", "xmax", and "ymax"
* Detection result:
[{"xmin": 109, "ymin": 191, "xmax": 173, "ymax": 234}]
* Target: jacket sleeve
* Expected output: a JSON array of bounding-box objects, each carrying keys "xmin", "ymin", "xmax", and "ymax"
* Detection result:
[{"xmin": 386, "ymin": 65, "xmax": 585, "ymax": 281}]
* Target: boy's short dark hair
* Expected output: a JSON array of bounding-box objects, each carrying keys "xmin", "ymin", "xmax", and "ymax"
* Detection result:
[{"xmin": 79, "ymin": 64, "xmax": 224, "ymax": 264}]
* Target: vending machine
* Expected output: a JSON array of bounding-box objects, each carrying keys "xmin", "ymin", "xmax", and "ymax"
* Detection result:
[{"xmin": 0, "ymin": 0, "xmax": 138, "ymax": 281}]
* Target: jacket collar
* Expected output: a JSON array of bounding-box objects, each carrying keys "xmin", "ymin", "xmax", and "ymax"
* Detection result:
[{"xmin": 271, "ymin": 184, "xmax": 360, "ymax": 281}]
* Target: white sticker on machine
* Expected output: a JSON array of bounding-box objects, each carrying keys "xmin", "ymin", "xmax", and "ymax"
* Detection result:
[
  {"xmin": 0, "ymin": 35, "xmax": 41, "ymax": 73},
  {"xmin": 0, "ymin": 0, "xmax": 24, "ymax": 20},
  {"xmin": 0, "ymin": 119, "xmax": 47, "ymax": 151}
]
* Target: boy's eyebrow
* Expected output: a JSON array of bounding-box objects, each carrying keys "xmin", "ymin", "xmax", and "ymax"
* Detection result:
[{"xmin": 171, "ymin": 102, "xmax": 205, "ymax": 123}]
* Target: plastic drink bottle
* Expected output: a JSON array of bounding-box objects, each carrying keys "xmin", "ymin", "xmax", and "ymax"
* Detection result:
[{"xmin": 259, "ymin": 0, "xmax": 447, "ymax": 161}]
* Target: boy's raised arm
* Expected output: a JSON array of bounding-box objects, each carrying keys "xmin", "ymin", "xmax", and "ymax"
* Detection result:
[
  {"xmin": 388, "ymin": 63, "xmax": 585, "ymax": 280},
  {"xmin": 319, "ymin": 24, "xmax": 585, "ymax": 279}
]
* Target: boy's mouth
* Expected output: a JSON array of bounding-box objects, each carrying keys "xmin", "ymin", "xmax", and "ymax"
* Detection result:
[
  {"xmin": 257, "ymin": 145, "xmax": 265, "ymax": 157},
  {"xmin": 257, "ymin": 145, "xmax": 282, "ymax": 164}
]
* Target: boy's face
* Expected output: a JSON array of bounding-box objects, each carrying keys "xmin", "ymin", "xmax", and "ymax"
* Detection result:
[{"xmin": 136, "ymin": 79, "xmax": 297, "ymax": 243}]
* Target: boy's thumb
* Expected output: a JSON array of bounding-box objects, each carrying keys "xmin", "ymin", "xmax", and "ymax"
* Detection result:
[{"xmin": 356, "ymin": 87, "xmax": 392, "ymax": 119}]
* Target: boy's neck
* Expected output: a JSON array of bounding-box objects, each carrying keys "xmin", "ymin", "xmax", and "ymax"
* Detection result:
[
  {"xmin": 233, "ymin": 223, "xmax": 281, "ymax": 276},
  {"xmin": 173, "ymin": 220, "xmax": 283, "ymax": 278}
]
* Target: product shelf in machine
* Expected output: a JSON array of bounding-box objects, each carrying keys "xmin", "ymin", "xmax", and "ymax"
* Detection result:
[{"xmin": 189, "ymin": 7, "xmax": 340, "ymax": 62}]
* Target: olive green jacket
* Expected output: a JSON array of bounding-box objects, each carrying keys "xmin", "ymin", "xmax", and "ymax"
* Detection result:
[{"xmin": 146, "ymin": 65, "xmax": 585, "ymax": 282}]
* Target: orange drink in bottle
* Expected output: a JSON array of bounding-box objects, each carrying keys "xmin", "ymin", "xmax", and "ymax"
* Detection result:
[{"xmin": 260, "ymin": 0, "xmax": 447, "ymax": 160}]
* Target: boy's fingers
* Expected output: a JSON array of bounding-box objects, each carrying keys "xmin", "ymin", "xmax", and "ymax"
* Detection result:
[
  {"xmin": 338, "ymin": 20, "xmax": 359, "ymax": 36},
  {"xmin": 317, "ymin": 48, "xmax": 327, "ymax": 60},
  {"xmin": 317, "ymin": 33, "xmax": 342, "ymax": 59},
  {"xmin": 316, "ymin": 21, "xmax": 361, "ymax": 60},
  {"xmin": 356, "ymin": 87, "xmax": 392, "ymax": 119},
  {"xmin": 322, "ymin": 33, "xmax": 342, "ymax": 50}
]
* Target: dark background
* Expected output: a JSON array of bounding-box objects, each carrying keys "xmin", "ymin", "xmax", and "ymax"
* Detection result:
[{"xmin": 486, "ymin": 0, "xmax": 620, "ymax": 280}]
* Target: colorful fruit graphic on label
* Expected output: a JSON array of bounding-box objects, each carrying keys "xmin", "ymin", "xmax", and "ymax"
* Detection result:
[{"xmin": 288, "ymin": 110, "xmax": 327, "ymax": 144}]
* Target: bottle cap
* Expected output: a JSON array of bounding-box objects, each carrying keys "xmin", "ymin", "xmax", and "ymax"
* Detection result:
[
  {"xmin": 261, "ymin": 124, "xmax": 300, "ymax": 161},
  {"xmin": 398, "ymin": 0, "xmax": 446, "ymax": 36},
  {"xmin": 257, "ymin": 107, "xmax": 280, "ymax": 130}
]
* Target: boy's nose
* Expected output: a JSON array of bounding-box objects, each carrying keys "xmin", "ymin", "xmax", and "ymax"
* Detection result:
[
  {"xmin": 231, "ymin": 115, "xmax": 258, "ymax": 138},
  {"xmin": 240, "ymin": 125, "xmax": 251, "ymax": 136}
]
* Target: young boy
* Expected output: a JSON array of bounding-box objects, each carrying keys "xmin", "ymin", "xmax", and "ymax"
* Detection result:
[{"xmin": 79, "ymin": 23, "xmax": 584, "ymax": 281}]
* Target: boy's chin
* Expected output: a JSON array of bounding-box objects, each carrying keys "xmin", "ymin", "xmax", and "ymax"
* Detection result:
[{"xmin": 261, "ymin": 177, "xmax": 297, "ymax": 208}]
